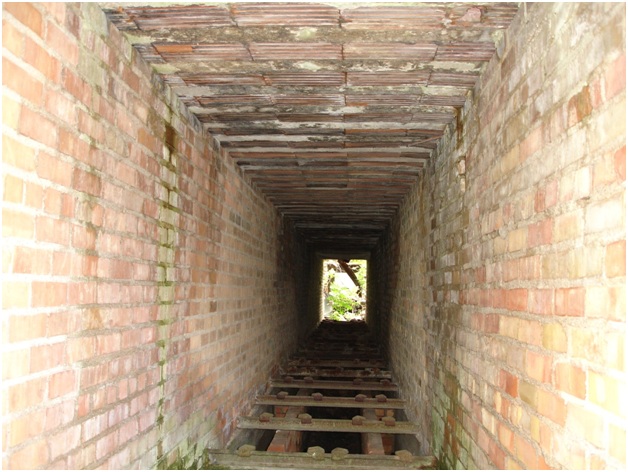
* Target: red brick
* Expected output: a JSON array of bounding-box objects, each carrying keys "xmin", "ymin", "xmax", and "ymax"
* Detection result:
[
  {"xmin": 8, "ymin": 376, "xmax": 46, "ymax": 411},
  {"xmin": 614, "ymin": 146, "xmax": 626, "ymax": 181},
  {"xmin": 72, "ymin": 167, "xmax": 102, "ymax": 196},
  {"xmin": 605, "ymin": 53, "xmax": 626, "ymax": 100},
  {"xmin": 2, "ymin": 17, "xmax": 25, "ymax": 57},
  {"xmin": 3, "ymin": 174, "xmax": 24, "ymax": 203},
  {"xmin": 528, "ymin": 218, "xmax": 552, "ymax": 247},
  {"xmin": 35, "ymin": 215, "xmax": 70, "ymax": 245},
  {"xmin": 525, "ymin": 350, "xmax": 551, "ymax": 384},
  {"xmin": 555, "ymin": 287, "xmax": 584, "ymax": 317},
  {"xmin": 555, "ymin": 363, "xmax": 585, "ymax": 399},
  {"xmin": 24, "ymin": 181, "xmax": 44, "ymax": 210},
  {"xmin": 514, "ymin": 433, "xmax": 539, "ymax": 469},
  {"xmin": 31, "ymin": 281, "xmax": 67, "ymax": 308},
  {"xmin": 45, "ymin": 20, "xmax": 79, "ymax": 66},
  {"xmin": 2, "ymin": 208, "xmax": 35, "ymax": 239},
  {"xmin": 18, "ymin": 106, "xmax": 58, "ymax": 149},
  {"xmin": 2, "ymin": 57, "xmax": 44, "ymax": 106},
  {"xmin": 24, "ymin": 35, "xmax": 61, "ymax": 82},
  {"xmin": 537, "ymin": 388, "xmax": 566, "ymax": 426},
  {"xmin": 585, "ymin": 286, "xmax": 625, "ymax": 321},
  {"xmin": 8, "ymin": 438, "xmax": 49, "ymax": 469},
  {"xmin": 528, "ymin": 289, "xmax": 554, "ymax": 316},
  {"xmin": 8, "ymin": 409, "xmax": 46, "ymax": 447},
  {"xmin": 3, "ymin": 94, "xmax": 22, "ymax": 129},
  {"xmin": 63, "ymin": 69, "xmax": 92, "ymax": 107},
  {"xmin": 499, "ymin": 369, "xmax": 519, "ymax": 397},
  {"xmin": 30, "ymin": 342, "xmax": 65, "ymax": 373},
  {"xmin": 3, "ymin": 3, "xmax": 43, "ymax": 37},
  {"xmin": 520, "ymin": 125, "xmax": 543, "ymax": 162},
  {"xmin": 49, "ymin": 370, "xmax": 77, "ymax": 399}
]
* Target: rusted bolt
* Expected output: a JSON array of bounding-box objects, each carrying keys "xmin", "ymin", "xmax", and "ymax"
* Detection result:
[
  {"xmin": 382, "ymin": 416, "xmax": 396, "ymax": 427},
  {"xmin": 284, "ymin": 375, "xmax": 294, "ymax": 383},
  {"xmin": 352, "ymin": 415, "xmax": 365, "ymax": 426},
  {"xmin": 312, "ymin": 392, "xmax": 323, "ymax": 401},
  {"xmin": 331, "ymin": 447, "xmax": 349, "ymax": 461},
  {"xmin": 355, "ymin": 394, "xmax": 366, "ymax": 403},
  {"xmin": 395, "ymin": 449, "xmax": 413, "ymax": 462},
  {"xmin": 304, "ymin": 376, "xmax": 314, "ymax": 384},
  {"xmin": 353, "ymin": 358, "xmax": 361, "ymax": 364},
  {"xmin": 298, "ymin": 413, "xmax": 312, "ymax": 425},
  {"xmin": 259, "ymin": 413, "xmax": 273, "ymax": 423},
  {"xmin": 276, "ymin": 391, "xmax": 288, "ymax": 400},
  {"xmin": 307, "ymin": 446, "xmax": 325, "ymax": 460},
  {"xmin": 237, "ymin": 444, "xmax": 256, "ymax": 457},
  {"xmin": 380, "ymin": 378, "xmax": 391, "ymax": 386},
  {"xmin": 352, "ymin": 378, "xmax": 363, "ymax": 385},
  {"xmin": 375, "ymin": 394, "xmax": 387, "ymax": 403}
]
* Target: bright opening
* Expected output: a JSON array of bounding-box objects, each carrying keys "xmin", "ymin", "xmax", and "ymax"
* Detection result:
[{"xmin": 322, "ymin": 259, "xmax": 367, "ymax": 321}]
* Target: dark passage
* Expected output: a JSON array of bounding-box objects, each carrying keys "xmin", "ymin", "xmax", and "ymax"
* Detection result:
[{"xmin": 206, "ymin": 319, "xmax": 436, "ymax": 469}]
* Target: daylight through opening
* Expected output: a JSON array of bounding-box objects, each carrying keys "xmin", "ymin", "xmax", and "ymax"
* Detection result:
[{"xmin": 322, "ymin": 259, "xmax": 367, "ymax": 322}]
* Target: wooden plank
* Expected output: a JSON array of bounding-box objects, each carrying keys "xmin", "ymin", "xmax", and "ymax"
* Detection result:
[
  {"xmin": 271, "ymin": 379, "xmax": 397, "ymax": 391},
  {"xmin": 256, "ymin": 395, "xmax": 405, "ymax": 409},
  {"xmin": 206, "ymin": 449, "xmax": 437, "ymax": 470},
  {"xmin": 237, "ymin": 416, "xmax": 420, "ymax": 434},
  {"xmin": 288, "ymin": 359, "xmax": 387, "ymax": 369},
  {"xmin": 282, "ymin": 369, "xmax": 391, "ymax": 379}
]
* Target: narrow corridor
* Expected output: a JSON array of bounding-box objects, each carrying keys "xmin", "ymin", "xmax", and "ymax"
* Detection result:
[
  {"xmin": 2, "ymin": 2, "xmax": 625, "ymax": 470},
  {"xmin": 207, "ymin": 319, "xmax": 437, "ymax": 469}
]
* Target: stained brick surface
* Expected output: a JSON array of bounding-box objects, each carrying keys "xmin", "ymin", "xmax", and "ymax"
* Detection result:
[
  {"xmin": 370, "ymin": 2, "xmax": 626, "ymax": 470},
  {"xmin": 2, "ymin": 3, "xmax": 315, "ymax": 468}
]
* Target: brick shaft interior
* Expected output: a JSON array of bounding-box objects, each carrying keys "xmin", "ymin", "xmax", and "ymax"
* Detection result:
[{"xmin": 2, "ymin": 2, "xmax": 626, "ymax": 469}]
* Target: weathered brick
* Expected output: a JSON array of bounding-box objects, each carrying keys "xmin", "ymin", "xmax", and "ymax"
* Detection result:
[
  {"xmin": 605, "ymin": 240, "xmax": 626, "ymax": 277},
  {"xmin": 3, "ymin": 3, "xmax": 43, "ymax": 36},
  {"xmin": 555, "ymin": 287, "xmax": 585, "ymax": 317}
]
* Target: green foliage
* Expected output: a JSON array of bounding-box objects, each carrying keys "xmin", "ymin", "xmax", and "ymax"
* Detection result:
[{"xmin": 323, "ymin": 259, "xmax": 366, "ymax": 321}]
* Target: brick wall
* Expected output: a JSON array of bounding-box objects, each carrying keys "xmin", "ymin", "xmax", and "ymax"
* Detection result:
[
  {"xmin": 374, "ymin": 3, "xmax": 626, "ymax": 469},
  {"xmin": 2, "ymin": 3, "xmax": 308, "ymax": 468}
]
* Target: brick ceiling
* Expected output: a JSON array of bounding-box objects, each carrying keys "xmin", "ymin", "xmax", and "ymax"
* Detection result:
[{"xmin": 103, "ymin": 2, "xmax": 519, "ymax": 255}]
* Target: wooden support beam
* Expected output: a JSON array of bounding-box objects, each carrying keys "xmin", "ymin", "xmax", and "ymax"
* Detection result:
[
  {"xmin": 288, "ymin": 359, "xmax": 387, "ymax": 369},
  {"xmin": 361, "ymin": 408, "xmax": 386, "ymax": 455},
  {"xmin": 271, "ymin": 378, "xmax": 397, "ymax": 392},
  {"xmin": 256, "ymin": 394, "xmax": 405, "ymax": 410},
  {"xmin": 238, "ymin": 416, "xmax": 420, "ymax": 434},
  {"xmin": 205, "ymin": 448, "xmax": 437, "ymax": 469},
  {"xmin": 268, "ymin": 388, "xmax": 309, "ymax": 453}
]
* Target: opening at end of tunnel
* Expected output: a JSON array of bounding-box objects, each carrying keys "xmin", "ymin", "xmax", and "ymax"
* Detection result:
[{"xmin": 322, "ymin": 259, "xmax": 367, "ymax": 322}]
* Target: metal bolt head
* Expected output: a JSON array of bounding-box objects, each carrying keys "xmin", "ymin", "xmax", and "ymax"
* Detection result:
[
  {"xmin": 298, "ymin": 413, "xmax": 312, "ymax": 424},
  {"xmin": 312, "ymin": 392, "xmax": 323, "ymax": 401},
  {"xmin": 236, "ymin": 444, "xmax": 256, "ymax": 457},
  {"xmin": 352, "ymin": 378, "xmax": 363, "ymax": 385},
  {"xmin": 307, "ymin": 446, "xmax": 325, "ymax": 460},
  {"xmin": 276, "ymin": 391, "xmax": 288, "ymax": 400},
  {"xmin": 380, "ymin": 378, "xmax": 391, "ymax": 386},
  {"xmin": 352, "ymin": 415, "xmax": 365, "ymax": 426},
  {"xmin": 284, "ymin": 375, "xmax": 294, "ymax": 383},
  {"xmin": 382, "ymin": 416, "xmax": 396, "ymax": 427},
  {"xmin": 395, "ymin": 449, "xmax": 413, "ymax": 462},
  {"xmin": 259, "ymin": 412, "xmax": 273, "ymax": 423},
  {"xmin": 355, "ymin": 394, "xmax": 367, "ymax": 403},
  {"xmin": 304, "ymin": 376, "xmax": 314, "ymax": 384},
  {"xmin": 376, "ymin": 394, "xmax": 388, "ymax": 403},
  {"xmin": 331, "ymin": 447, "xmax": 349, "ymax": 461}
]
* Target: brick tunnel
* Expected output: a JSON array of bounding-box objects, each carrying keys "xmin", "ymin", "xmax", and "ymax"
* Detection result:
[{"xmin": 2, "ymin": 2, "xmax": 626, "ymax": 469}]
